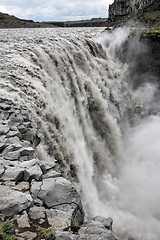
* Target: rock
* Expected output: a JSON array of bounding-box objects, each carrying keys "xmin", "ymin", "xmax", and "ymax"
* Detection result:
[
  {"xmin": 46, "ymin": 209, "xmax": 71, "ymax": 229},
  {"xmin": 2, "ymin": 166, "xmax": 27, "ymax": 181},
  {"xmin": 71, "ymin": 201, "xmax": 84, "ymax": 230},
  {"xmin": 19, "ymin": 158, "xmax": 40, "ymax": 168},
  {"xmin": 0, "ymin": 142, "xmax": 7, "ymax": 153},
  {"xmin": 0, "ymin": 124, "xmax": 10, "ymax": 135},
  {"xmin": 56, "ymin": 231, "xmax": 79, "ymax": 240},
  {"xmin": 42, "ymin": 159, "xmax": 57, "ymax": 171},
  {"xmin": 17, "ymin": 231, "xmax": 37, "ymax": 240},
  {"xmin": 0, "ymin": 185, "xmax": 33, "ymax": 216},
  {"xmin": 19, "ymin": 159, "xmax": 43, "ymax": 181},
  {"xmin": 30, "ymin": 181, "xmax": 42, "ymax": 198},
  {"xmin": 42, "ymin": 169, "xmax": 61, "ymax": 179},
  {"xmin": 20, "ymin": 147, "xmax": 34, "ymax": 158},
  {"xmin": 4, "ymin": 149, "xmax": 21, "ymax": 160},
  {"xmin": 29, "ymin": 206, "xmax": 46, "ymax": 220},
  {"xmin": 4, "ymin": 147, "xmax": 35, "ymax": 161},
  {"xmin": 40, "ymin": 164, "xmax": 47, "ymax": 174},
  {"xmin": 31, "ymin": 177, "xmax": 80, "ymax": 209},
  {"xmin": 78, "ymin": 218, "xmax": 119, "ymax": 240},
  {"xmin": 0, "ymin": 165, "xmax": 5, "ymax": 176},
  {"xmin": 6, "ymin": 130, "xmax": 21, "ymax": 138},
  {"xmin": 12, "ymin": 182, "xmax": 30, "ymax": 192},
  {"xmin": 93, "ymin": 216, "xmax": 113, "ymax": 230},
  {"xmin": 15, "ymin": 170, "xmax": 30, "ymax": 183},
  {"xmin": 108, "ymin": 0, "xmax": 160, "ymax": 26},
  {"xmin": 5, "ymin": 136, "xmax": 22, "ymax": 146},
  {"xmin": 17, "ymin": 211, "xmax": 30, "ymax": 229}
]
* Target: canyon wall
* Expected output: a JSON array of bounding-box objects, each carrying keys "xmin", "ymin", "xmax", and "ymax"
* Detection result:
[{"xmin": 108, "ymin": 0, "xmax": 159, "ymax": 21}]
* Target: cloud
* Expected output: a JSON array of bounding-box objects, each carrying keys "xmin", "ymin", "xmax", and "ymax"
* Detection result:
[{"xmin": 0, "ymin": 0, "xmax": 114, "ymax": 21}]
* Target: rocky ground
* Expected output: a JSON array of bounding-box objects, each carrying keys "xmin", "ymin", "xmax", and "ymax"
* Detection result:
[{"xmin": 0, "ymin": 97, "xmax": 119, "ymax": 239}]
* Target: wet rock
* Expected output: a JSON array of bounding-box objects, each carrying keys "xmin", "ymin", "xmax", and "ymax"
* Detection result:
[
  {"xmin": 93, "ymin": 216, "xmax": 113, "ymax": 230},
  {"xmin": 0, "ymin": 185, "xmax": 33, "ymax": 216}
]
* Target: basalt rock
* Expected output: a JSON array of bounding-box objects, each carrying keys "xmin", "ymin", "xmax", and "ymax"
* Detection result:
[
  {"xmin": 0, "ymin": 97, "xmax": 85, "ymax": 239},
  {"xmin": 108, "ymin": 0, "xmax": 160, "ymax": 26}
]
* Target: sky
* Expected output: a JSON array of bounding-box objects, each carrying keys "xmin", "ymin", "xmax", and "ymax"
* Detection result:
[{"xmin": 0, "ymin": 0, "xmax": 114, "ymax": 22}]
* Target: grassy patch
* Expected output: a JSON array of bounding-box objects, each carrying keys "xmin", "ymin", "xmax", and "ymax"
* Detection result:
[
  {"xmin": 145, "ymin": 11, "xmax": 160, "ymax": 28},
  {"xmin": 0, "ymin": 221, "xmax": 15, "ymax": 240},
  {"xmin": 71, "ymin": 218, "xmax": 80, "ymax": 232},
  {"xmin": 36, "ymin": 226, "xmax": 55, "ymax": 240}
]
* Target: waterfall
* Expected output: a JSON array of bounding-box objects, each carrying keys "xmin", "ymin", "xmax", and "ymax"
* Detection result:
[{"xmin": 0, "ymin": 27, "xmax": 160, "ymax": 240}]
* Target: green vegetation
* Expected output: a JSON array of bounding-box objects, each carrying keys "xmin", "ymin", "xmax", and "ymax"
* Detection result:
[
  {"xmin": 36, "ymin": 226, "xmax": 55, "ymax": 240},
  {"xmin": 71, "ymin": 218, "xmax": 80, "ymax": 232},
  {"xmin": 145, "ymin": 11, "xmax": 160, "ymax": 29},
  {"xmin": 0, "ymin": 221, "xmax": 15, "ymax": 240},
  {"xmin": 146, "ymin": 27, "xmax": 160, "ymax": 38}
]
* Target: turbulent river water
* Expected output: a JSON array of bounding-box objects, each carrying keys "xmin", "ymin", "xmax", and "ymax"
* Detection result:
[{"xmin": 0, "ymin": 27, "xmax": 160, "ymax": 240}]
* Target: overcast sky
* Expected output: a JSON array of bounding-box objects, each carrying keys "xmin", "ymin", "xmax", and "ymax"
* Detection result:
[{"xmin": 0, "ymin": 0, "xmax": 114, "ymax": 22}]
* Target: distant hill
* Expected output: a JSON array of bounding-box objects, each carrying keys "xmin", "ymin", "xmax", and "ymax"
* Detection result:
[
  {"xmin": 0, "ymin": 12, "xmax": 55, "ymax": 28},
  {"xmin": 43, "ymin": 18, "xmax": 108, "ymax": 28},
  {"xmin": 0, "ymin": 12, "xmax": 108, "ymax": 28}
]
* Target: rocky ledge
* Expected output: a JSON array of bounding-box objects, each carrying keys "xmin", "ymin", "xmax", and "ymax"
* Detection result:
[{"xmin": 0, "ymin": 97, "xmax": 119, "ymax": 239}]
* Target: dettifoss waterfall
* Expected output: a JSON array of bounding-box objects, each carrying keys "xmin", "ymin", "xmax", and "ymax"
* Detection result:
[{"xmin": 0, "ymin": 27, "xmax": 160, "ymax": 239}]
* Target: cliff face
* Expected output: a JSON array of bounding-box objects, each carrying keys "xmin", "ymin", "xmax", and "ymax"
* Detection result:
[{"xmin": 108, "ymin": 0, "xmax": 160, "ymax": 22}]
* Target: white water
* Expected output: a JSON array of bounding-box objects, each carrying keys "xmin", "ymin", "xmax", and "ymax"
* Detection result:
[{"xmin": 0, "ymin": 27, "xmax": 160, "ymax": 240}]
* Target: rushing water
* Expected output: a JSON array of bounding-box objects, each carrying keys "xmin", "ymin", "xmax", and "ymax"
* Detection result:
[{"xmin": 0, "ymin": 27, "xmax": 160, "ymax": 240}]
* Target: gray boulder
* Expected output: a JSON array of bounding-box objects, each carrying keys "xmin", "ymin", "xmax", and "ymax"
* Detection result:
[
  {"xmin": 31, "ymin": 177, "xmax": 80, "ymax": 209},
  {"xmin": 56, "ymin": 231, "xmax": 79, "ymax": 240},
  {"xmin": 0, "ymin": 185, "xmax": 33, "ymax": 216},
  {"xmin": 46, "ymin": 209, "xmax": 71, "ymax": 229},
  {"xmin": 79, "ymin": 218, "xmax": 119, "ymax": 240}
]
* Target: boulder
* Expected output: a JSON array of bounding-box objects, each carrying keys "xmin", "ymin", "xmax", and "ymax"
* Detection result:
[
  {"xmin": 0, "ymin": 185, "xmax": 33, "ymax": 216},
  {"xmin": 4, "ymin": 149, "xmax": 21, "ymax": 161},
  {"xmin": 56, "ymin": 231, "xmax": 79, "ymax": 240},
  {"xmin": 29, "ymin": 206, "xmax": 46, "ymax": 220},
  {"xmin": 17, "ymin": 231, "xmax": 37, "ymax": 240},
  {"xmin": 79, "ymin": 218, "xmax": 119, "ymax": 240},
  {"xmin": 12, "ymin": 182, "xmax": 30, "ymax": 192},
  {"xmin": 46, "ymin": 209, "xmax": 71, "ymax": 229},
  {"xmin": 17, "ymin": 211, "xmax": 30, "ymax": 229},
  {"xmin": 31, "ymin": 177, "xmax": 80, "ymax": 209},
  {"xmin": 93, "ymin": 216, "xmax": 113, "ymax": 230}
]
